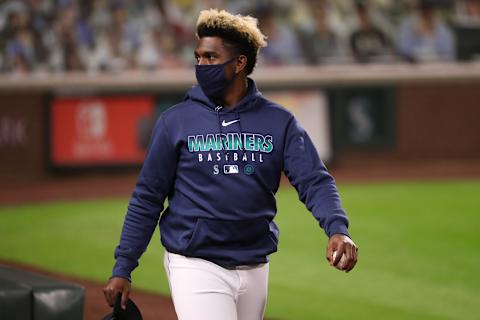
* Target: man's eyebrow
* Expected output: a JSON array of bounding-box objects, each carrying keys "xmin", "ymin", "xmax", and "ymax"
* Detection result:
[{"xmin": 195, "ymin": 50, "xmax": 218, "ymax": 56}]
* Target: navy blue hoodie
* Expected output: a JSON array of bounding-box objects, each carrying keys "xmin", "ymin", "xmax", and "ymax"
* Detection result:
[{"xmin": 112, "ymin": 79, "xmax": 349, "ymax": 280}]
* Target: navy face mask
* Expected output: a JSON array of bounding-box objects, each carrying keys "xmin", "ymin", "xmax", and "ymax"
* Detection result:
[{"xmin": 195, "ymin": 56, "xmax": 238, "ymax": 101}]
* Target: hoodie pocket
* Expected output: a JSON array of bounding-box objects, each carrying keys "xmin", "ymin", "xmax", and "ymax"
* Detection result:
[{"xmin": 184, "ymin": 217, "xmax": 278, "ymax": 260}]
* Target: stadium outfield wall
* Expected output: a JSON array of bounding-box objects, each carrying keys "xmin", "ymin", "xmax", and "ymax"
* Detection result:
[{"xmin": 1, "ymin": 63, "xmax": 479, "ymax": 180}]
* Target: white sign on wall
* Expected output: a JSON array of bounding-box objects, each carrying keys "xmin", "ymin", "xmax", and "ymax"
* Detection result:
[{"xmin": 264, "ymin": 90, "xmax": 332, "ymax": 163}]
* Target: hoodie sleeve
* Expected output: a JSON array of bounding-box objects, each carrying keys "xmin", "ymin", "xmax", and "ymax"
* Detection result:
[
  {"xmin": 112, "ymin": 115, "xmax": 177, "ymax": 281},
  {"xmin": 283, "ymin": 116, "xmax": 349, "ymax": 238}
]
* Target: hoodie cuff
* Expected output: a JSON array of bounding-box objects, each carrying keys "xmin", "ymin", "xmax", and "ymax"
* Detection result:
[
  {"xmin": 327, "ymin": 219, "xmax": 350, "ymax": 238},
  {"xmin": 111, "ymin": 257, "xmax": 136, "ymax": 282}
]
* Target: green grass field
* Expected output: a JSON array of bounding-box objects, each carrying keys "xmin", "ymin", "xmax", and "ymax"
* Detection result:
[{"xmin": 1, "ymin": 180, "xmax": 479, "ymax": 319}]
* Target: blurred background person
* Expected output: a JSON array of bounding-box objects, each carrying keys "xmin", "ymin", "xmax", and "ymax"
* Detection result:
[
  {"xmin": 92, "ymin": 1, "xmax": 141, "ymax": 72},
  {"xmin": 137, "ymin": 21, "xmax": 190, "ymax": 70},
  {"xmin": 456, "ymin": 0, "xmax": 480, "ymax": 24},
  {"xmin": 256, "ymin": 5, "xmax": 305, "ymax": 66},
  {"xmin": 349, "ymin": 1, "xmax": 393, "ymax": 63},
  {"xmin": 396, "ymin": 0, "xmax": 456, "ymax": 62},
  {"xmin": 1, "ymin": 1, "xmax": 43, "ymax": 73},
  {"xmin": 453, "ymin": 0, "xmax": 480, "ymax": 61},
  {"xmin": 296, "ymin": 0, "xmax": 345, "ymax": 65},
  {"xmin": 52, "ymin": 1, "xmax": 93, "ymax": 71}
]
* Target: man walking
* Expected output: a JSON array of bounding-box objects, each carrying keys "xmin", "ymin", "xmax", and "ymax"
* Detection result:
[{"xmin": 104, "ymin": 9, "xmax": 358, "ymax": 320}]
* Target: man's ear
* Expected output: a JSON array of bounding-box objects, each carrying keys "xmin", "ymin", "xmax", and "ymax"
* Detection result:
[{"xmin": 235, "ymin": 55, "xmax": 247, "ymax": 74}]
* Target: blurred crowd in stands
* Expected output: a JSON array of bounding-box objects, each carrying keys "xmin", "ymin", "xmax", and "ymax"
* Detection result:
[{"xmin": 1, "ymin": 0, "xmax": 480, "ymax": 73}]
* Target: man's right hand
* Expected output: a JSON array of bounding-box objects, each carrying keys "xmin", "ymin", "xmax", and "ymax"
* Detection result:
[{"xmin": 103, "ymin": 277, "xmax": 131, "ymax": 310}]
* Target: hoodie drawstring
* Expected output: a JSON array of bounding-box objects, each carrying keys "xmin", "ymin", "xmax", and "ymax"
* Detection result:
[
  {"xmin": 215, "ymin": 105, "xmax": 223, "ymax": 133},
  {"xmin": 215, "ymin": 105, "xmax": 228, "ymax": 164}
]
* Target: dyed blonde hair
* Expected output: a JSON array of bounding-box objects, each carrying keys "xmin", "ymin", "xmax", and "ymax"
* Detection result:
[
  {"xmin": 196, "ymin": 9, "xmax": 267, "ymax": 74},
  {"xmin": 196, "ymin": 9, "xmax": 267, "ymax": 50}
]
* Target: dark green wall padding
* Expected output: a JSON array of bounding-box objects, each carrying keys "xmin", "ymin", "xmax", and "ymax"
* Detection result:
[{"xmin": 0, "ymin": 265, "xmax": 84, "ymax": 320}]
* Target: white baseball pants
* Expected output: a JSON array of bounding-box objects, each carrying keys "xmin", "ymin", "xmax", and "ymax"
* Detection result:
[{"xmin": 163, "ymin": 251, "xmax": 269, "ymax": 320}]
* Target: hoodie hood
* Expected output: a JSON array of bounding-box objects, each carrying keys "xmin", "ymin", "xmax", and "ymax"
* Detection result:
[{"xmin": 186, "ymin": 77, "xmax": 263, "ymax": 113}]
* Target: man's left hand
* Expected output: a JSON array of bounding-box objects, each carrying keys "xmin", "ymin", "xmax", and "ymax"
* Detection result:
[{"xmin": 327, "ymin": 234, "xmax": 358, "ymax": 272}]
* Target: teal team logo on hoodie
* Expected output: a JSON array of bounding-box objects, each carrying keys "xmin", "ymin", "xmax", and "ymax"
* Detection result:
[{"xmin": 244, "ymin": 164, "xmax": 255, "ymax": 175}]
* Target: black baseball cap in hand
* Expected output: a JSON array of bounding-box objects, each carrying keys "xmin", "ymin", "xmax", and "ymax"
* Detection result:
[{"xmin": 102, "ymin": 292, "xmax": 143, "ymax": 320}]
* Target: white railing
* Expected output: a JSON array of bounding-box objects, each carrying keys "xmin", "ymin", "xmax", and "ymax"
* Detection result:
[{"xmin": 1, "ymin": 63, "xmax": 480, "ymax": 92}]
